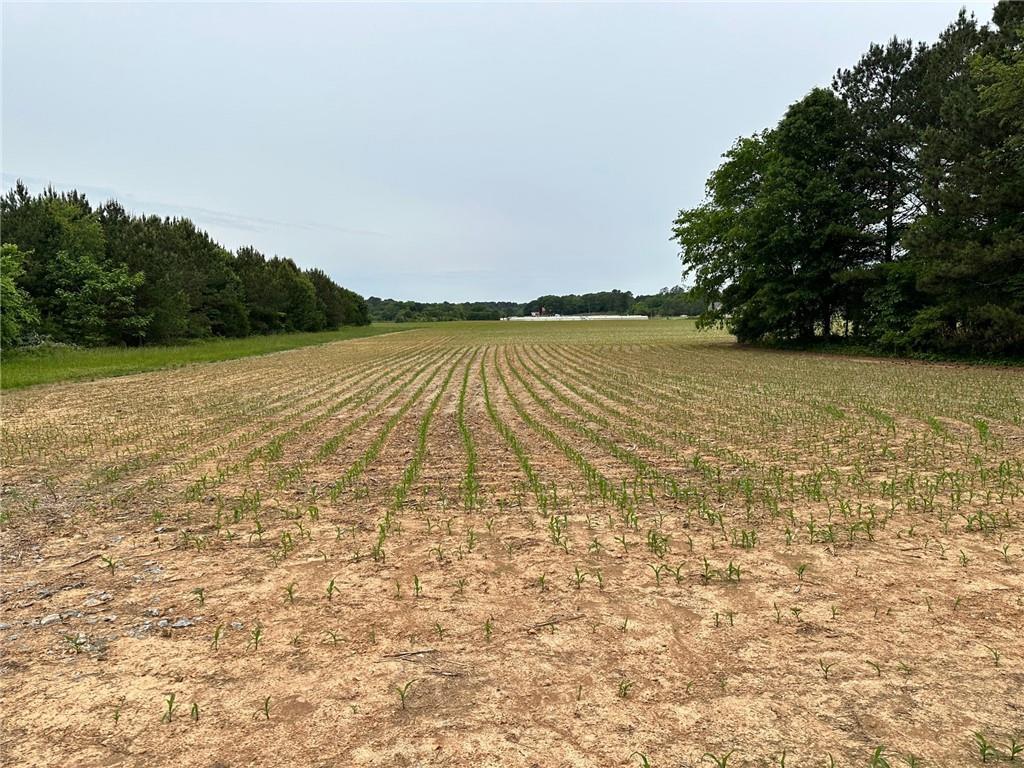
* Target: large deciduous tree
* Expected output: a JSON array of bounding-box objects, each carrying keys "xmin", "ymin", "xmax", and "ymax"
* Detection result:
[
  {"xmin": 674, "ymin": 2, "xmax": 1023, "ymax": 358},
  {"xmin": 674, "ymin": 89, "xmax": 869, "ymax": 343}
]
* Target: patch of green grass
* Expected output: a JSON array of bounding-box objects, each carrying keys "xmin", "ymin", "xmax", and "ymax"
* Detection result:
[{"xmin": 0, "ymin": 324, "xmax": 416, "ymax": 390}]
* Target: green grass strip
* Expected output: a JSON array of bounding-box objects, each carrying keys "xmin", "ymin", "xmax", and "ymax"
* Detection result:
[{"xmin": 0, "ymin": 323, "xmax": 420, "ymax": 390}]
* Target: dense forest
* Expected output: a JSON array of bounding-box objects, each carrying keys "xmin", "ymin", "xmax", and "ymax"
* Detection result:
[
  {"xmin": 675, "ymin": 2, "xmax": 1023, "ymax": 357},
  {"xmin": 0, "ymin": 182, "xmax": 369, "ymax": 347},
  {"xmin": 367, "ymin": 286, "xmax": 706, "ymax": 322}
]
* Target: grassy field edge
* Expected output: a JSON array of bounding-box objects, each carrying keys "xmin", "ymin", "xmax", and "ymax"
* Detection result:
[{"xmin": 0, "ymin": 323, "xmax": 420, "ymax": 390}]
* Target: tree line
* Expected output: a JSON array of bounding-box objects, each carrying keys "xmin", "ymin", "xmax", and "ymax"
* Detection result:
[
  {"xmin": 1, "ymin": 182, "xmax": 369, "ymax": 348},
  {"xmin": 366, "ymin": 297, "xmax": 522, "ymax": 323},
  {"xmin": 673, "ymin": 2, "xmax": 1023, "ymax": 358},
  {"xmin": 367, "ymin": 286, "xmax": 705, "ymax": 322}
]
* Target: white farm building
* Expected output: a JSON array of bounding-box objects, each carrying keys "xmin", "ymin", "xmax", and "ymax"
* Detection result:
[{"xmin": 501, "ymin": 314, "xmax": 647, "ymax": 322}]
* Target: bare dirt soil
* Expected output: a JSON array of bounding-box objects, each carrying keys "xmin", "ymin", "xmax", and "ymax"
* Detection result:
[{"xmin": 2, "ymin": 321, "xmax": 1022, "ymax": 767}]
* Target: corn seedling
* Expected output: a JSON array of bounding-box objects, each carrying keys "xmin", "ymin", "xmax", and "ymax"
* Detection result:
[
  {"xmin": 703, "ymin": 750, "xmax": 735, "ymax": 768},
  {"xmin": 63, "ymin": 633, "xmax": 88, "ymax": 654},
  {"xmin": 257, "ymin": 696, "xmax": 271, "ymax": 721},
  {"xmin": 974, "ymin": 733, "xmax": 998, "ymax": 763},
  {"xmin": 112, "ymin": 696, "xmax": 125, "ymax": 725},
  {"xmin": 868, "ymin": 746, "xmax": 892, "ymax": 768},
  {"xmin": 573, "ymin": 566, "xmax": 587, "ymax": 589},
  {"xmin": 161, "ymin": 693, "xmax": 177, "ymax": 723},
  {"xmin": 649, "ymin": 563, "xmax": 666, "ymax": 586},
  {"xmin": 395, "ymin": 680, "xmax": 414, "ymax": 710},
  {"xmin": 1006, "ymin": 738, "xmax": 1022, "ymax": 761},
  {"xmin": 248, "ymin": 624, "xmax": 264, "ymax": 652}
]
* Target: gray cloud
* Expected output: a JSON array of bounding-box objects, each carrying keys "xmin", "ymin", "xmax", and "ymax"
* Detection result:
[
  {"xmin": 2, "ymin": 172, "xmax": 386, "ymax": 238},
  {"xmin": 1, "ymin": 2, "xmax": 991, "ymax": 302}
]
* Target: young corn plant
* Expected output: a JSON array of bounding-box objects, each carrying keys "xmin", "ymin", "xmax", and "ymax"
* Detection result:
[
  {"xmin": 649, "ymin": 563, "xmax": 667, "ymax": 586},
  {"xmin": 256, "ymin": 696, "xmax": 271, "ymax": 721},
  {"xmin": 1005, "ymin": 737, "xmax": 1022, "ymax": 762},
  {"xmin": 973, "ymin": 733, "xmax": 998, "ymax": 763},
  {"xmin": 819, "ymin": 659, "xmax": 835, "ymax": 681},
  {"xmin": 161, "ymin": 693, "xmax": 177, "ymax": 724},
  {"xmin": 248, "ymin": 624, "xmax": 264, "ymax": 652},
  {"xmin": 573, "ymin": 566, "xmax": 586, "ymax": 589},
  {"xmin": 703, "ymin": 750, "xmax": 735, "ymax": 768},
  {"xmin": 395, "ymin": 680, "xmax": 414, "ymax": 710},
  {"xmin": 112, "ymin": 696, "xmax": 126, "ymax": 726},
  {"xmin": 868, "ymin": 746, "xmax": 892, "ymax": 768}
]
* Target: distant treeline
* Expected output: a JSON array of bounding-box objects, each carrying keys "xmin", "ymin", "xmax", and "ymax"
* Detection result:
[
  {"xmin": 1, "ymin": 182, "xmax": 369, "ymax": 348},
  {"xmin": 367, "ymin": 286, "xmax": 706, "ymax": 323},
  {"xmin": 675, "ymin": 2, "xmax": 1023, "ymax": 357}
]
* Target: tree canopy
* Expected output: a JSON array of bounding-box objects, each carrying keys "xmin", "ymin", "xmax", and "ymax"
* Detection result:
[
  {"xmin": 674, "ymin": 2, "xmax": 1023, "ymax": 357},
  {"xmin": 1, "ymin": 184, "xmax": 369, "ymax": 347}
]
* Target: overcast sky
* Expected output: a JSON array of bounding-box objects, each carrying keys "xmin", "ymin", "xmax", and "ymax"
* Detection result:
[{"xmin": 1, "ymin": 2, "xmax": 992, "ymax": 302}]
